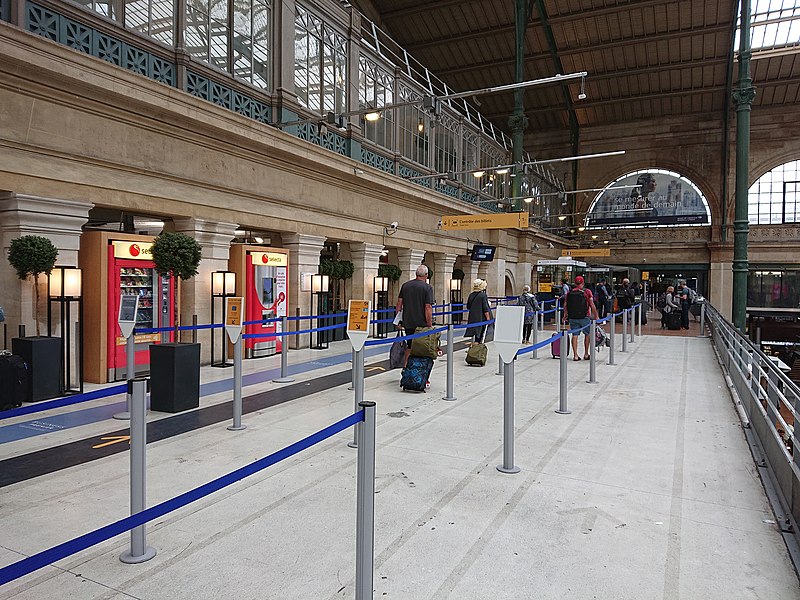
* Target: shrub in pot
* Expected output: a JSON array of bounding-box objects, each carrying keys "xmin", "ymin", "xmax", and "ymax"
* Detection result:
[
  {"xmin": 8, "ymin": 235, "xmax": 61, "ymax": 401},
  {"xmin": 148, "ymin": 232, "xmax": 202, "ymax": 413}
]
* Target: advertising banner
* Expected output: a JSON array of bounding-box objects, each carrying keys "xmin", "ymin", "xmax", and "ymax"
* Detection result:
[{"xmin": 586, "ymin": 171, "xmax": 710, "ymax": 227}]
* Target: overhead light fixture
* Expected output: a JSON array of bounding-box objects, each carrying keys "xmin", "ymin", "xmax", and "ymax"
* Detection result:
[
  {"xmin": 592, "ymin": 234, "xmax": 598, "ymax": 239},
  {"xmin": 578, "ymin": 226, "xmax": 585, "ymax": 231},
  {"xmin": 417, "ymin": 118, "xmax": 424, "ymax": 133},
  {"xmin": 472, "ymin": 170, "xmax": 485, "ymax": 178},
  {"xmin": 253, "ymin": 236, "xmax": 263, "ymax": 244},
  {"xmin": 558, "ymin": 215, "xmax": 567, "ymax": 221},
  {"xmin": 603, "ymin": 240, "xmax": 609, "ymax": 244},
  {"xmin": 577, "ymin": 76, "xmax": 587, "ymax": 101},
  {"xmin": 495, "ymin": 168, "xmax": 509, "ymax": 175},
  {"xmin": 364, "ymin": 111, "xmax": 381, "ymax": 122},
  {"xmin": 524, "ymin": 197, "xmax": 533, "ymax": 203}
]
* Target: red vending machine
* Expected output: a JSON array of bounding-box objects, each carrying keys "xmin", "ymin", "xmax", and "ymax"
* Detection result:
[
  {"xmin": 245, "ymin": 250, "xmax": 288, "ymax": 358},
  {"xmin": 106, "ymin": 240, "xmax": 175, "ymax": 381}
]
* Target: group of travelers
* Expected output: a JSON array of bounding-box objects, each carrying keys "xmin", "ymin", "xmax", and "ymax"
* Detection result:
[{"xmin": 657, "ymin": 280, "xmax": 696, "ymax": 330}]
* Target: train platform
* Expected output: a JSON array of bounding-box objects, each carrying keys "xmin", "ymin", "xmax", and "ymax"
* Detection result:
[{"xmin": 1, "ymin": 327, "xmax": 799, "ymax": 599}]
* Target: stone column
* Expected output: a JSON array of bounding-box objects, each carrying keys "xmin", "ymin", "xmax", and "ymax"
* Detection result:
[
  {"xmin": 349, "ymin": 242, "xmax": 384, "ymax": 303},
  {"xmin": 395, "ymin": 248, "xmax": 427, "ymax": 292},
  {"xmin": 484, "ymin": 258, "xmax": 507, "ymax": 298},
  {"xmin": 0, "ymin": 193, "xmax": 93, "ymax": 341},
  {"xmin": 430, "ymin": 252, "xmax": 458, "ymax": 311},
  {"xmin": 463, "ymin": 259, "xmax": 480, "ymax": 286},
  {"xmin": 172, "ymin": 218, "xmax": 238, "ymax": 364},
  {"xmin": 283, "ymin": 233, "xmax": 326, "ymax": 348}
]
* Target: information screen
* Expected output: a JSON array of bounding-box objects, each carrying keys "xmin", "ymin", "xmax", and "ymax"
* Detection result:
[
  {"xmin": 470, "ymin": 245, "xmax": 496, "ymax": 262},
  {"xmin": 119, "ymin": 295, "xmax": 138, "ymax": 322}
]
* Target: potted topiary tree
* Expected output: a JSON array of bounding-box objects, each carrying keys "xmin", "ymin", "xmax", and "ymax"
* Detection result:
[
  {"xmin": 8, "ymin": 235, "xmax": 62, "ymax": 401},
  {"xmin": 320, "ymin": 258, "xmax": 354, "ymax": 342},
  {"xmin": 148, "ymin": 232, "xmax": 202, "ymax": 413}
]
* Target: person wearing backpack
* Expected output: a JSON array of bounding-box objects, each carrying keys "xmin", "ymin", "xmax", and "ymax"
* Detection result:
[
  {"xmin": 595, "ymin": 278, "xmax": 610, "ymax": 318},
  {"xmin": 566, "ymin": 275, "xmax": 599, "ymax": 361},
  {"xmin": 518, "ymin": 285, "xmax": 539, "ymax": 344},
  {"xmin": 678, "ymin": 280, "xmax": 692, "ymax": 330}
]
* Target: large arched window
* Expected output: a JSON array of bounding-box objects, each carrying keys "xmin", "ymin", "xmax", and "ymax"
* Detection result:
[
  {"xmin": 748, "ymin": 160, "xmax": 800, "ymax": 224},
  {"xmin": 585, "ymin": 169, "xmax": 711, "ymax": 228}
]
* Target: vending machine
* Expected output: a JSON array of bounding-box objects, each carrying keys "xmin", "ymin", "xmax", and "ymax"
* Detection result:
[
  {"xmin": 106, "ymin": 240, "xmax": 175, "ymax": 380},
  {"xmin": 244, "ymin": 250, "xmax": 288, "ymax": 358}
]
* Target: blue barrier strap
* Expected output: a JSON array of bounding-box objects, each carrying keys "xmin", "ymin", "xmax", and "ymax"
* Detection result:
[
  {"xmin": 452, "ymin": 318, "xmax": 494, "ymax": 330},
  {"xmin": 0, "ymin": 384, "xmax": 128, "ymax": 420},
  {"xmin": 540, "ymin": 308, "xmax": 557, "ymax": 315},
  {"xmin": 133, "ymin": 326, "xmax": 175, "ymax": 334},
  {"xmin": 369, "ymin": 318, "xmax": 395, "ymax": 325},
  {"xmin": 242, "ymin": 317, "xmax": 281, "ymax": 326},
  {"xmin": 516, "ymin": 335, "xmax": 558, "ymax": 356},
  {"xmin": 0, "ymin": 410, "xmax": 364, "ymax": 586},
  {"xmin": 286, "ymin": 311, "xmax": 349, "ymax": 322},
  {"xmin": 372, "ymin": 308, "xmax": 396, "ymax": 315},
  {"xmin": 242, "ymin": 321, "xmax": 346, "ymax": 340},
  {"xmin": 364, "ymin": 325, "xmax": 449, "ymax": 347}
]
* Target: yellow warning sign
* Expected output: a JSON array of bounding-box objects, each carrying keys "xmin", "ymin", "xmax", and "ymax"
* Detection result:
[
  {"xmin": 347, "ymin": 300, "xmax": 370, "ymax": 332},
  {"xmin": 561, "ymin": 248, "xmax": 611, "ymax": 258},
  {"xmin": 441, "ymin": 212, "xmax": 528, "ymax": 231},
  {"xmin": 642, "ymin": 271, "xmax": 650, "ymax": 281},
  {"xmin": 226, "ymin": 297, "xmax": 243, "ymax": 326}
]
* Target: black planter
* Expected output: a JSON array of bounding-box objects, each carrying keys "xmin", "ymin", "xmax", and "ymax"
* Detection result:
[
  {"xmin": 12, "ymin": 336, "xmax": 62, "ymax": 402},
  {"xmin": 149, "ymin": 343, "xmax": 200, "ymax": 413}
]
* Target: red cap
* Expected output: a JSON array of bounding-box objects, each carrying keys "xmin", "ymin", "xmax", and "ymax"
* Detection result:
[{"xmin": 575, "ymin": 275, "xmax": 585, "ymax": 284}]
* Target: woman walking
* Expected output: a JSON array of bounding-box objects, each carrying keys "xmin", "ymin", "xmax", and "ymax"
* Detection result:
[
  {"xmin": 518, "ymin": 285, "xmax": 539, "ymax": 343},
  {"xmin": 465, "ymin": 279, "xmax": 492, "ymax": 345}
]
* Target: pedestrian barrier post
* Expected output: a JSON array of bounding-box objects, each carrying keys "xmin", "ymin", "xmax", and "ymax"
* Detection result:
[
  {"xmin": 114, "ymin": 333, "xmax": 135, "ymax": 420},
  {"xmin": 119, "ymin": 377, "xmax": 157, "ymax": 564},
  {"xmin": 698, "ymin": 302, "xmax": 708, "ymax": 338},
  {"xmin": 630, "ymin": 306, "xmax": 636, "ymax": 344},
  {"xmin": 443, "ymin": 324, "xmax": 456, "ymax": 401},
  {"xmin": 227, "ymin": 334, "xmax": 245, "ymax": 431},
  {"xmin": 556, "ymin": 332, "xmax": 571, "ymax": 414},
  {"xmin": 497, "ymin": 359, "xmax": 520, "ymax": 473},
  {"xmin": 348, "ymin": 348, "xmax": 356, "ymax": 391},
  {"xmin": 622, "ymin": 309, "xmax": 628, "ymax": 353},
  {"xmin": 531, "ymin": 315, "xmax": 539, "ymax": 360},
  {"xmin": 637, "ymin": 302, "xmax": 643, "ymax": 337},
  {"xmin": 608, "ymin": 314, "xmax": 616, "ymax": 366},
  {"xmin": 555, "ymin": 305, "xmax": 561, "ymax": 331},
  {"xmin": 588, "ymin": 320, "xmax": 597, "ymax": 384},
  {"xmin": 355, "ymin": 401, "xmax": 376, "ymax": 600},
  {"xmin": 272, "ymin": 316, "xmax": 295, "ymax": 383},
  {"xmin": 348, "ymin": 348, "xmax": 365, "ymax": 449}
]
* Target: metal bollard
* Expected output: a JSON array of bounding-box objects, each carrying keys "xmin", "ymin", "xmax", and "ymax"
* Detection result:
[
  {"xmin": 556, "ymin": 332, "xmax": 571, "ymax": 414},
  {"xmin": 608, "ymin": 316, "xmax": 616, "ymax": 366},
  {"xmin": 630, "ymin": 306, "xmax": 636, "ymax": 344},
  {"xmin": 637, "ymin": 303, "xmax": 642, "ymax": 338},
  {"xmin": 443, "ymin": 325, "xmax": 456, "ymax": 401},
  {"xmin": 496, "ymin": 359, "xmax": 520, "ymax": 474},
  {"xmin": 120, "ymin": 377, "xmax": 157, "ymax": 564},
  {"xmin": 588, "ymin": 320, "xmax": 597, "ymax": 384},
  {"xmin": 697, "ymin": 302, "xmax": 707, "ymax": 338},
  {"xmin": 348, "ymin": 348, "xmax": 356, "ymax": 391},
  {"xmin": 114, "ymin": 334, "xmax": 136, "ymax": 420},
  {"xmin": 355, "ymin": 401, "xmax": 376, "ymax": 600},
  {"xmin": 227, "ymin": 335, "xmax": 245, "ymax": 431},
  {"xmin": 272, "ymin": 317, "xmax": 295, "ymax": 383},
  {"xmin": 348, "ymin": 348, "xmax": 365, "ymax": 449},
  {"xmin": 555, "ymin": 306, "xmax": 561, "ymax": 331},
  {"xmin": 18, "ymin": 324, "xmax": 25, "ymax": 338},
  {"xmin": 622, "ymin": 310, "xmax": 628, "ymax": 353},
  {"xmin": 531, "ymin": 314, "xmax": 539, "ymax": 360}
]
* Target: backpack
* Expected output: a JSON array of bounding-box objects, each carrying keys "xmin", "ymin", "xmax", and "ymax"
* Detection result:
[
  {"xmin": 656, "ymin": 294, "xmax": 667, "ymax": 310},
  {"xmin": 687, "ymin": 288, "xmax": 697, "ymax": 304},
  {"xmin": 616, "ymin": 287, "xmax": 632, "ymax": 309},
  {"xmin": 566, "ymin": 288, "xmax": 589, "ymax": 320}
]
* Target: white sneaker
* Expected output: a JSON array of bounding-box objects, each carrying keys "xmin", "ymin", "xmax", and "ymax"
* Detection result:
[{"xmin": 425, "ymin": 380, "xmax": 431, "ymax": 390}]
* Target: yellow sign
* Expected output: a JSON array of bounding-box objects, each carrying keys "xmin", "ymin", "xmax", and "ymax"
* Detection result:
[
  {"xmin": 441, "ymin": 212, "xmax": 528, "ymax": 231},
  {"xmin": 347, "ymin": 300, "xmax": 370, "ymax": 332},
  {"xmin": 116, "ymin": 333, "xmax": 161, "ymax": 346},
  {"xmin": 561, "ymin": 248, "xmax": 611, "ymax": 258},
  {"xmin": 538, "ymin": 283, "xmax": 554, "ymax": 294},
  {"xmin": 250, "ymin": 252, "xmax": 288, "ymax": 267},
  {"xmin": 112, "ymin": 241, "xmax": 153, "ymax": 260},
  {"xmin": 226, "ymin": 297, "xmax": 243, "ymax": 326},
  {"xmin": 642, "ymin": 271, "xmax": 649, "ymax": 281}
]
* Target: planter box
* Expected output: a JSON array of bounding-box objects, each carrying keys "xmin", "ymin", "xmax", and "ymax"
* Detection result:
[
  {"xmin": 12, "ymin": 336, "xmax": 62, "ymax": 402},
  {"xmin": 149, "ymin": 343, "xmax": 200, "ymax": 413}
]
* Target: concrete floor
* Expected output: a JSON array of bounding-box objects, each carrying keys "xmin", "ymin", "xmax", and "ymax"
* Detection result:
[{"xmin": 0, "ymin": 329, "xmax": 798, "ymax": 599}]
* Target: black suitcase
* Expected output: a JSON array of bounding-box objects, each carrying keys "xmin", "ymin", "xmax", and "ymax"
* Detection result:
[
  {"xmin": 0, "ymin": 354, "xmax": 29, "ymax": 411},
  {"xmin": 666, "ymin": 312, "xmax": 681, "ymax": 331}
]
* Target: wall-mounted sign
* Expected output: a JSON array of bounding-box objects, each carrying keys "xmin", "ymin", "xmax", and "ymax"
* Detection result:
[
  {"xmin": 250, "ymin": 252, "xmax": 288, "ymax": 267},
  {"xmin": 586, "ymin": 169, "xmax": 711, "ymax": 227},
  {"xmin": 642, "ymin": 271, "xmax": 650, "ymax": 281},
  {"xmin": 441, "ymin": 212, "xmax": 528, "ymax": 231},
  {"xmin": 561, "ymin": 249, "xmax": 611, "ymax": 258},
  {"xmin": 112, "ymin": 241, "xmax": 153, "ymax": 260}
]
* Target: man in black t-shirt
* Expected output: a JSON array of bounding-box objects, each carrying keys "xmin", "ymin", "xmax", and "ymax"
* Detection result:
[{"xmin": 397, "ymin": 264, "xmax": 434, "ymax": 365}]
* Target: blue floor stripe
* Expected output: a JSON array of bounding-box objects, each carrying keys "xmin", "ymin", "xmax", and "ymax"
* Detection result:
[{"xmin": 0, "ymin": 344, "xmax": 391, "ymax": 445}]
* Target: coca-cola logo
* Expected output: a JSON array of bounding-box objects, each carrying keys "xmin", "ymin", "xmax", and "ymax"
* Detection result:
[{"xmin": 130, "ymin": 244, "xmax": 140, "ymax": 257}]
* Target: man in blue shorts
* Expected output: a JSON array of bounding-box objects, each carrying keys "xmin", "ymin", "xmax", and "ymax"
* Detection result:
[{"xmin": 566, "ymin": 275, "xmax": 599, "ymax": 361}]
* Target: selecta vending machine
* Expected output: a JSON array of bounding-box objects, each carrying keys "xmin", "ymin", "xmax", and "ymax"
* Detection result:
[
  {"xmin": 245, "ymin": 249, "xmax": 288, "ymax": 358},
  {"xmin": 107, "ymin": 240, "xmax": 175, "ymax": 380}
]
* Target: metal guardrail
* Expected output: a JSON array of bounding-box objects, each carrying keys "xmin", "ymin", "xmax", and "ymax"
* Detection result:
[{"xmin": 705, "ymin": 301, "xmax": 800, "ymax": 559}]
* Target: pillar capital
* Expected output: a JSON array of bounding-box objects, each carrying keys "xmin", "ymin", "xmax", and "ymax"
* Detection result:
[
  {"xmin": 349, "ymin": 242, "xmax": 385, "ymax": 265},
  {"xmin": 172, "ymin": 218, "xmax": 239, "ymax": 261}
]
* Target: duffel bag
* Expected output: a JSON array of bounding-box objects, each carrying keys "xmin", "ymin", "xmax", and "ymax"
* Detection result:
[{"xmin": 409, "ymin": 327, "xmax": 440, "ymax": 359}]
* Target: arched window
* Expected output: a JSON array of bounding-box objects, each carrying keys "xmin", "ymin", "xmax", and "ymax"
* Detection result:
[
  {"xmin": 748, "ymin": 160, "xmax": 800, "ymax": 224},
  {"xmin": 586, "ymin": 169, "xmax": 711, "ymax": 228}
]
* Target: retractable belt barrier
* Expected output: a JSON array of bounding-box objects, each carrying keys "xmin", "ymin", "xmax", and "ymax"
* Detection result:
[{"xmin": 0, "ymin": 383, "xmax": 128, "ymax": 420}]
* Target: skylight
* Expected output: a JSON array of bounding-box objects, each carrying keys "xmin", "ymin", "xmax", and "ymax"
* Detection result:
[{"xmin": 736, "ymin": 0, "xmax": 800, "ymax": 52}]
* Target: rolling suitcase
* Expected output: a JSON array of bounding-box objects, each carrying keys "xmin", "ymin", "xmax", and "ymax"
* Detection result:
[
  {"xmin": 401, "ymin": 356, "xmax": 434, "ymax": 392},
  {"xmin": 465, "ymin": 327, "xmax": 488, "ymax": 367},
  {"xmin": 551, "ymin": 331, "xmax": 570, "ymax": 359},
  {"xmin": 666, "ymin": 311, "xmax": 681, "ymax": 330},
  {"xmin": 0, "ymin": 353, "xmax": 28, "ymax": 411}
]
